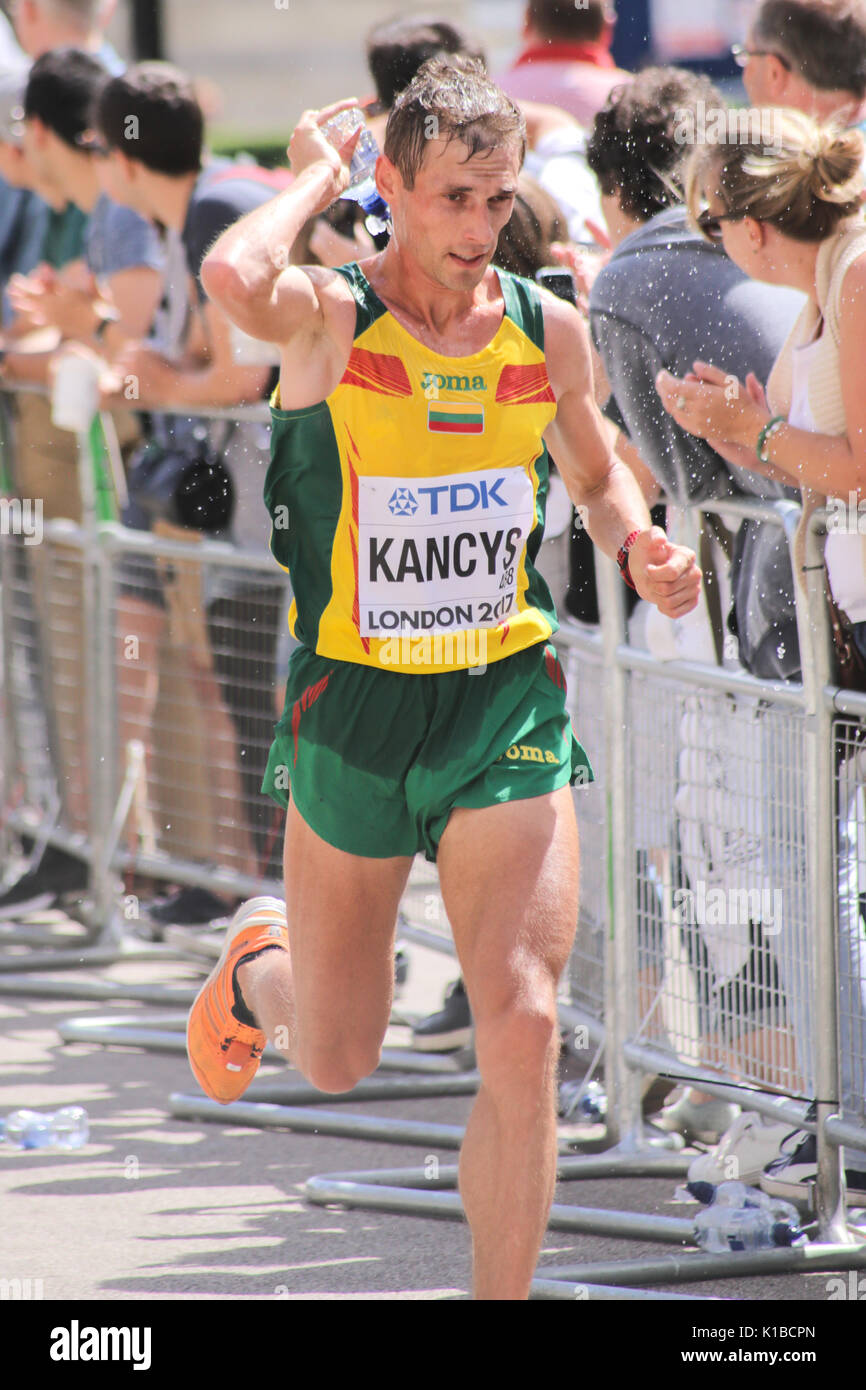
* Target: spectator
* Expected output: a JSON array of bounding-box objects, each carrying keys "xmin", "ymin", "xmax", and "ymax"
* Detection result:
[
  {"xmin": 586, "ymin": 68, "xmax": 804, "ymax": 680},
  {"xmin": 0, "ymin": 5, "xmax": 26, "ymax": 68},
  {"xmin": 657, "ymin": 109, "xmax": 866, "ymax": 1205},
  {"xmin": 0, "ymin": 5, "xmax": 138, "ymax": 913},
  {"xmin": 497, "ymin": 0, "xmax": 631, "ymax": 130},
  {"xmin": 0, "ymin": 10, "xmax": 42, "ymax": 319},
  {"xmin": 4, "ymin": 0, "xmax": 126, "ymax": 295},
  {"xmin": 12, "ymin": 0, "xmax": 124, "ymax": 73},
  {"xmin": 494, "ymin": 173, "xmax": 568, "ymax": 278},
  {"xmin": 736, "ymin": 0, "xmax": 866, "ymax": 130},
  {"xmin": 92, "ymin": 62, "xmax": 294, "ymax": 922},
  {"xmin": 8, "ymin": 49, "xmax": 164, "ymax": 369},
  {"xmin": 0, "ymin": 48, "xmax": 163, "ymax": 867},
  {"xmin": 585, "ymin": 67, "xmax": 806, "ymax": 1151},
  {"xmin": 0, "ymin": 66, "xmax": 50, "ymax": 318},
  {"xmin": 1, "ymin": 0, "xmax": 124, "ymax": 292}
]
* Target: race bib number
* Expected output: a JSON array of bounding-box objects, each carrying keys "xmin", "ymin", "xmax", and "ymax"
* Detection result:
[{"xmin": 358, "ymin": 467, "xmax": 534, "ymax": 636}]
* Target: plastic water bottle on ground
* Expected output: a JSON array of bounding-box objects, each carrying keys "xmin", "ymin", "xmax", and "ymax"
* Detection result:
[
  {"xmin": 694, "ymin": 1202, "xmax": 806, "ymax": 1252},
  {"xmin": 322, "ymin": 107, "xmax": 390, "ymax": 232},
  {"xmin": 687, "ymin": 1179, "xmax": 769, "ymax": 1208},
  {"xmin": 559, "ymin": 1078, "xmax": 607, "ymax": 1122},
  {"xmin": 3, "ymin": 1107, "xmax": 89, "ymax": 1150},
  {"xmin": 686, "ymin": 1179, "xmax": 801, "ymax": 1224}
]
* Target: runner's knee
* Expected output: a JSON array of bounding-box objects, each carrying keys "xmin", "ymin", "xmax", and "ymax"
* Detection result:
[
  {"xmin": 472, "ymin": 989, "xmax": 560, "ymax": 1093},
  {"xmin": 296, "ymin": 1041, "xmax": 382, "ymax": 1095}
]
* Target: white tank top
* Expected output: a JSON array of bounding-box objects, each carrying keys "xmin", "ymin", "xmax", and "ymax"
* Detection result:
[{"xmin": 791, "ymin": 335, "xmax": 866, "ymax": 623}]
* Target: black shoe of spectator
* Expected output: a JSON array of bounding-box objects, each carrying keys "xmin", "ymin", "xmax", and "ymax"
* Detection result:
[
  {"xmin": 0, "ymin": 846, "xmax": 89, "ymax": 919},
  {"xmin": 760, "ymin": 1102, "xmax": 866, "ymax": 1209},
  {"xmin": 412, "ymin": 977, "xmax": 473, "ymax": 1052},
  {"xmin": 145, "ymin": 885, "xmax": 237, "ymax": 927}
]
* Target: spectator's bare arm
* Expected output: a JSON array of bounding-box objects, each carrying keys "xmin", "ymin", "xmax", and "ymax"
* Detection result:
[
  {"xmin": 105, "ymin": 296, "xmax": 269, "ymax": 410},
  {"xmin": 7, "ymin": 263, "xmax": 161, "ymax": 352}
]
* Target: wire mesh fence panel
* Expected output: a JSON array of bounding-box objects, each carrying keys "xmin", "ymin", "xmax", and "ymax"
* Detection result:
[
  {"xmin": 398, "ymin": 856, "xmax": 454, "ymax": 955},
  {"xmin": 628, "ymin": 670, "xmax": 812, "ymax": 1101},
  {"xmin": 1, "ymin": 526, "xmax": 91, "ymax": 841},
  {"xmin": 833, "ymin": 715, "xmax": 866, "ymax": 1134},
  {"xmin": 555, "ymin": 623, "xmax": 607, "ymax": 1022},
  {"xmin": 106, "ymin": 530, "xmax": 289, "ymax": 887}
]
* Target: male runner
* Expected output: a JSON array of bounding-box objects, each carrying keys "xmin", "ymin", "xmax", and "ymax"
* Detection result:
[{"xmin": 187, "ymin": 59, "xmax": 701, "ymax": 1301}]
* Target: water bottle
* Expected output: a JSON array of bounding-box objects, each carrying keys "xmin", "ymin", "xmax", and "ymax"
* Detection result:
[
  {"xmin": 322, "ymin": 107, "xmax": 390, "ymax": 232},
  {"xmin": 687, "ymin": 1179, "xmax": 769, "ymax": 1208},
  {"xmin": 686, "ymin": 1179, "xmax": 801, "ymax": 1226},
  {"xmin": 576, "ymin": 1080, "xmax": 607, "ymax": 1121},
  {"xmin": 51, "ymin": 1106, "xmax": 89, "ymax": 1149},
  {"xmin": 3, "ymin": 1107, "xmax": 89, "ymax": 1150},
  {"xmin": 694, "ymin": 1203, "xmax": 806, "ymax": 1253},
  {"xmin": 559, "ymin": 1078, "xmax": 607, "ymax": 1122}
]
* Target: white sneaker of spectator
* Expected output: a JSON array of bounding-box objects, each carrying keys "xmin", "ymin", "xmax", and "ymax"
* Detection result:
[
  {"xmin": 687, "ymin": 1111, "xmax": 797, "ymax": 1187},
  {"xmin": 653, "ymin": 1091, "xmax": 740, "ymax": 1144}
]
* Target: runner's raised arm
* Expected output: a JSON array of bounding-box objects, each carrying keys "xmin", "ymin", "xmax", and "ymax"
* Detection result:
[{"xmin": 200, "ymin": 99, "xmax": 362, "ymax": 346}]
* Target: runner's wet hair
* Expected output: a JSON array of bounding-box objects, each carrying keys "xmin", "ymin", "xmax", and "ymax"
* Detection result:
[
  {"xmin": 384, "ymin": 56, "xmax": 525, "ymax": 190},
  {"xmin": 687, "ymin": 108, "xmax": 865, "ymax": 243}
]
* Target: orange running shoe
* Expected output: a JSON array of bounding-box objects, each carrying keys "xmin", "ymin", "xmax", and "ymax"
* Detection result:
[{"xmin": 187, "ymin": 896, "xmax": 289, "ymax": 1104}]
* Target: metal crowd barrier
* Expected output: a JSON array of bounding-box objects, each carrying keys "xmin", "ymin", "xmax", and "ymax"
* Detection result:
[
  {"xmin": 2, "ymin": 388, "xmax": 866, "ymax": 1291},
  {"xmin": 555, "ymin": 492, "xmax": 863, "ymax": 1257}
]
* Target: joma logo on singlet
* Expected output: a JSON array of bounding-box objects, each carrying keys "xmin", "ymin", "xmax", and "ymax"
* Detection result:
[{"xmin": 421, "ymin": 372, "xmax": 486, "ymax": 392}]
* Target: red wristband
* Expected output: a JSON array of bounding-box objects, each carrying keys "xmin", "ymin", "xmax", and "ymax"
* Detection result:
[{"xmin": 616, "ymin": 529, "xmax": 641, "ymax": 590}]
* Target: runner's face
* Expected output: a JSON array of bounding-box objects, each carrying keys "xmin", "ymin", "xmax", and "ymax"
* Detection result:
[{"xmin": 394, "ymin": 136, "xmax": 521, "ymax": 290}]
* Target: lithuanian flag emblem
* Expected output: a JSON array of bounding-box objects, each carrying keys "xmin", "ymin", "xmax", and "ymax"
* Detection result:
[{"xmin": 427, "ymin": 400, "xmax": 485, "ymax": 435}]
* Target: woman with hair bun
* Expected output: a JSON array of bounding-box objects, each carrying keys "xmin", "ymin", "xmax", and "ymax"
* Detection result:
[
  {"xmin": 657, "ymin": 110, "xmax": 866, "ymax": 615},
  {"xmin": 655, "ymin": 108, "xmax": 866, "ymax": 1207}
]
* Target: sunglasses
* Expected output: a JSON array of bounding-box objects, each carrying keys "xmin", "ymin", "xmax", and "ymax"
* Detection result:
[
  {"xmin": 731, "ymin": 42, "xmax": 792, "ymax": 71},
  {"xmin": 2, "ymin": 104, "xmax": 24, "ymax": 148},
  {"xmin": 74, "ymin": 131, "xmax": 111, "ymax": 158},
  {"xmin": 695, "ymin": 207, "xmax": 743, "ymax": 242}
]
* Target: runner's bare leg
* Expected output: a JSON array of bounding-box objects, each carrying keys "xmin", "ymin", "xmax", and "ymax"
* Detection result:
[
  {"xmin": 236, "ymin": 800, "xmax": 413, "ymax": 1092},
  {"xmin": 437, "ymin": 785, "xmax": 580, "ymax": 1300}
]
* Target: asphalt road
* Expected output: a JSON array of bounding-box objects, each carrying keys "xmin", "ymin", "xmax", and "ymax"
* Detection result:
[{"xmin": 1, "ymin": 919, "xmax": 864, "ymax": 1312}]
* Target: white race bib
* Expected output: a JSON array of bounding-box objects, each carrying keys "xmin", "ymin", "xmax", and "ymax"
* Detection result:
[{"xmin": 358, "ymin": 466, "xmax": 534, "ymax": 637}]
